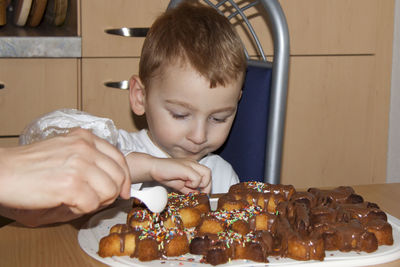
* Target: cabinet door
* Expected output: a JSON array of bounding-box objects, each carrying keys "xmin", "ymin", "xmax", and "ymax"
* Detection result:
[
  {"xmin": 81, "ymin": 58, "xmax": 146, "ymax": 132},
  {"xmin": 0, "ymin": 59, "xmax": 78, "ymax": 136},
  {"xmin": 281, "ymin": 55, "xmax": 381, "ymax": 188},
  {"xmin": 81, "ymin": 0, "xmax": 169, "ymax": 57}
]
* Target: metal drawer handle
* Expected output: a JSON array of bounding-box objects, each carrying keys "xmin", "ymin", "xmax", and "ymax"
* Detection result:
[
  {"xmin": 0, "ymin": 83, "xmax": 4, "ymax": 90},
  {"xmin": 104, "ymin": 27, "xmax": 149, "ymax": 37},
  {"xmin": 104, "ymin": 81, "xmax": 129, "ymax": 90}
]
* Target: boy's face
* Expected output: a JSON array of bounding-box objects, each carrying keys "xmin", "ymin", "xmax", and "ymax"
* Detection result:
[{"xmin": 141, "ymin": 63, "xmax": 243, "ymax": 161}]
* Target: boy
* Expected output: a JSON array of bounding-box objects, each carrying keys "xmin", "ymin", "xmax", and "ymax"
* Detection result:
[
  {"xmin": 10, "ymin": 1, "xmax": 246, "ymax": 226},
  {"xmin": 124, "ymin": 1, "xmax": 247, "ymax": 193}
]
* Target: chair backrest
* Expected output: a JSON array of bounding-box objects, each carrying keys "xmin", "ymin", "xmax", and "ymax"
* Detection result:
[
  {"xmin": 167, "ymin": 0, "xmax": 290, "ymax": 184},
  {"xmin": 218, "ymin": 65, "xmax": 272, "ymax": 182}
]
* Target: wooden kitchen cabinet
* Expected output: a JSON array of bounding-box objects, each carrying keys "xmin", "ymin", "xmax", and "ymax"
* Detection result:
[
  {"xmin": 280, "ymin": 0, "xmax": 394, "ymax": 188},
  {"xmin": 81, "ymin": 0, "xmax": 169, "ymax": 57},
  {"xmin": 0, "ymin": 59, "xmax": 79, "ymax": 136},
  {"xmin": 282, "ymin": 56, "xmax": 377, "ymax": 187},
  {"xmin": 80, "ymin": 0, "xmax": 168, "ymax": 130},
  {"xmin": 225, "ymin": 0, "xmax": 393, "ymax": 187},
  {"xmin": 81, "ymin": 58, "xmax": 146, "ymax": 132}
]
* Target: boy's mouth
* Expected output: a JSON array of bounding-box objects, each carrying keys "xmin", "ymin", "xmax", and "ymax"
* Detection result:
[
  {"xmin": 179, "ymin": 147, "xmax": 207, "ymax": 159},
  {"xmin": 184, "ymin": 145, "xmax": 208, "ymax": 155},
  {"xmin": 186, "ymin": 149, "xmax": 203, "ymax": 155}
]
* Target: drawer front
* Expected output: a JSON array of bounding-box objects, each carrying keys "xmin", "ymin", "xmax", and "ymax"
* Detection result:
[
  {"xmin": 231, "ymin": 0, "xmax": 378, "ymax": 56},
  {"xmin": 81, "ymin": 58, "xmax": 146, "ymax": 132},
  {"xmin": 81, "ymin": 0, "xmax": 168, "ymax": 57},
  {"xmin": 0, "ymin": 59, "xmax": 78, "ymax": 136}
]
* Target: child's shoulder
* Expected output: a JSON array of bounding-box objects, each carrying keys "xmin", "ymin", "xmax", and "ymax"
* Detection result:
[{"xmin": 200, "ymin": 154, "xmax": 234, "ymax": 171}]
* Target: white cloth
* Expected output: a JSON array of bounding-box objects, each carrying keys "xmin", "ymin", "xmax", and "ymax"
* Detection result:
[
  {"xmin": 19, "ymin": 109, "xmax": 119, "ymax": 146},
  {"xmin": 20, "ymin": 109, "xmax": 239, "ymax": 194}
]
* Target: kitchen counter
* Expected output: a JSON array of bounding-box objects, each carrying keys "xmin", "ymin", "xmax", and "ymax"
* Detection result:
[{"xmin": 0, "ymin": 36, "xmax": 81, "ymax": 57}]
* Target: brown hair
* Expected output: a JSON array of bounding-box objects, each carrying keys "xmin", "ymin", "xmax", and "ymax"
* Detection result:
[{"xmin": 139, "ymin": 1, "xmax": 247, "ymax": 89}]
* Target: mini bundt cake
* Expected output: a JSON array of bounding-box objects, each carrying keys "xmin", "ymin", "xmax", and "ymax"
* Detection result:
[{"xmin": 220, "ymin": 181, "xmax": 295, "ymax": 213}]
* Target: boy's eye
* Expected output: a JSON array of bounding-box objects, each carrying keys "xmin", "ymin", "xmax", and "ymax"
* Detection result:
[
  {"xmin": 171, "ymin": 113, "xmax": 188, "ymax": 119},
  {"xmin": 210, "ymin": 116, "xmax": 227, "ymax": 123}
]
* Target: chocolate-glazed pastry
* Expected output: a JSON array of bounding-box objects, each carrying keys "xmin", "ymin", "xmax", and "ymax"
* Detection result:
[
  {"xmin": 365, "ymin": 219, "xmax": 394, "ymax": 245},
  {"xmin": 308, "ymin": 186, "xmax": 362, "ymax": 206}
]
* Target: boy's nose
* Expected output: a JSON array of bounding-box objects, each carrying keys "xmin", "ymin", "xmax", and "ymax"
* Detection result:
[{"xmin": 187, "ymin": 121, "xmax": 207, "ymax": 145}]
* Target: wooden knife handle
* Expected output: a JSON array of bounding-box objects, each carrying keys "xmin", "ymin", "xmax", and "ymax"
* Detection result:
[
  {"xmin": 27, "ymin": 0, "xmax": 48, "ymax": 27},
  {"xmin": 45, "ymin": 0, "xmax": 68, "ymax": 26}
]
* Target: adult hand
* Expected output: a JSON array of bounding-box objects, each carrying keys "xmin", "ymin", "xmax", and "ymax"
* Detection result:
[{"xmin": 0, "ymin": 128, "xmax": 131, "ymax": 217}]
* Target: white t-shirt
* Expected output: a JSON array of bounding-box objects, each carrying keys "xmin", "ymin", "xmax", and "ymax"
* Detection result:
[{"xmin": 118, "ymin": 129, "xmax": 239, "ymax": 194}]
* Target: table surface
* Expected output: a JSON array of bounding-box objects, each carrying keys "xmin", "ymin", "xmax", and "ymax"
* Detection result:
[{"xmin": 1, "ymin": 183, "xmax": 400, "ymax": 267}]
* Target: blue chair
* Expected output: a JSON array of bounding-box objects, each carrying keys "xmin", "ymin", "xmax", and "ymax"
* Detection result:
[
  {"xmin": 218, "ymin": 65, "xmax": 272, "ymax": 182},
  {"xmin": 168, "ymin": 0, "xmax": 290, "ymax": 184}
]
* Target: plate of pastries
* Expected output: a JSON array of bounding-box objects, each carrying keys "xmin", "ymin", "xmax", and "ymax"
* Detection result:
[{"xmin": 78, "ymin": 182, "xmax": 400, "ymax": 266}]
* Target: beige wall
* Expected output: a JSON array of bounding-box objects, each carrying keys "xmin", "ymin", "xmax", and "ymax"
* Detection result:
[{"xmin": 387, "ymin": 0, "xmax": 400, "ymax": 183}]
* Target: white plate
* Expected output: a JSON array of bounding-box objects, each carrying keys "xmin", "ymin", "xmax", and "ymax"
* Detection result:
[{"xmin": 78, "ymin": 199, "xmax": 400, "ymax": 267}]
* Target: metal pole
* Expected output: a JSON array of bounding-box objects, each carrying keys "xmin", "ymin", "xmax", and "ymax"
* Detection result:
[{"xmin": 260, "ymin": 0, "xmax": 290, "ymax": 184}]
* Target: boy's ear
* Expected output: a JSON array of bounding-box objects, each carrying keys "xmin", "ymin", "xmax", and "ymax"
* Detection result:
[{"xmin": 129, "ymin": 75, "xmax": 146, "ymax": 116}]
